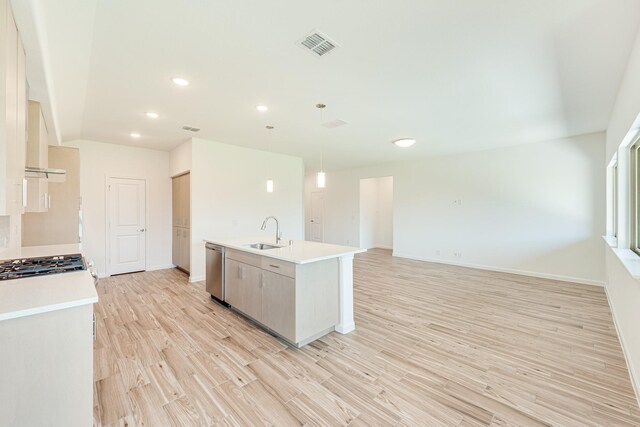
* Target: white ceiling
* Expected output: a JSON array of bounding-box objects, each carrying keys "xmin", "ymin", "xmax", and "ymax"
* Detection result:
[{"xmin": 12, "ymin": 0, "xmax": 640, "ymax": 170}]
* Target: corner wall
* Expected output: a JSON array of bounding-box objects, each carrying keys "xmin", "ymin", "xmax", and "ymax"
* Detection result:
[
  {"xmin": 190, "ymin": 138, "xmax": 305, "ymax": 281},
  {"xmin": 306, "ymin": 132, "xmax": 606, "ymax": 286},
  {"xmin": 64, "ymin": 139, "xmax": 172, "ymax": 276},
  {"xmin": 604, "ymin": 25, "xmax": 640, "ymax": 402}
]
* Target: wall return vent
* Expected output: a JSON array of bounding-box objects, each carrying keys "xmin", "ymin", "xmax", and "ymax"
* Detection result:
[
  {"xmin": 297, "ymin": 30, "xmax": 339, "ymax": 57},
  {"xmin": 182, "ymin": 126, "xmax": 200, "ymax": 132}
]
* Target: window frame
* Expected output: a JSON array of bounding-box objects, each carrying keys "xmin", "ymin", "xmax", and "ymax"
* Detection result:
[{"xmin": 631, "ymin": 141, "xmax": 640, "ymax": 255}]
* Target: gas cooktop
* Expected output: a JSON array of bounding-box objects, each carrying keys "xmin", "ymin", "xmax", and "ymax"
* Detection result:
[{"xmin": 0, "ymin": 254, "xmax": 86, "ymax": 281}]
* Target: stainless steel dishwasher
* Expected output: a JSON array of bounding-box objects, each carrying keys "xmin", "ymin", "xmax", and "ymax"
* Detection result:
[{"xmin": 205, "ymin": 243, "xmax": 227, "ymax": 305}]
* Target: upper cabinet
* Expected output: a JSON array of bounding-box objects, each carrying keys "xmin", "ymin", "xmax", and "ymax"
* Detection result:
[
  {"xmin": 0, "ymin": 2, "xmax": 27, "ymax": 216},
  {"xmin": 25, "ymin": 101, "xmax": 49, "ymax": 212}
]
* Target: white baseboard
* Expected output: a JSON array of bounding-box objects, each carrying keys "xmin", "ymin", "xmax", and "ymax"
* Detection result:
[
  {"xmin": 147, "ymin": 264, "xmax": 175, "ymax": 272},
  {"xmin": 189, "ymin": 275, "xmax": 204, "ymax": 283},
  {"xmin": 604, "ymin": 286, "xmax": 640, "ymax": 406},
  {"xmin": 391, "ymin": 252, "xmax": 605, "ymax": 287},
  {"xmin": 373, "ymin": 245, "xmax": 393, "ymax": 250}
]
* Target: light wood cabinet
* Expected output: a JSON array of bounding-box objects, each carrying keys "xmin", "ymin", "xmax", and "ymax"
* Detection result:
[
  {"xmin": 262, "ymin": 270, "xmax": 296, "ymax": 342},
  {"xmin": 0, "ymin": 2, "xmax": 27, "ymax": 216},
  {"xmin": 24, "ymin": 101, "xmax": 49, "ymax": 212},
  {"xmin": 22, "ymin": 146, "xmax": 80, "ymax": 246},
  {"xmin": 225, "ymin": 249, "xmax": 339, "ymax": 347},
  {"xmin": 172, "ymin": 173, "xmax": 190, "ymax": 273},
  {"xmin": 225, "ymin": 259, "xmax": 263, "ymax": 321}
]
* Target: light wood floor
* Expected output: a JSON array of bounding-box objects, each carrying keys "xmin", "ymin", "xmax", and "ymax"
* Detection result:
[{"xmin": 93, "ymin": 249, "xmax": 640, "ymax": 426}]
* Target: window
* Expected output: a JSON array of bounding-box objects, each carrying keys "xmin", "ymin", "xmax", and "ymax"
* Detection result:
[
  {"xmin": 613, "ymin": 160, "xmax": 618, "ymax": 239},
  {"xmin": 631, "ymin": 141, "xmax": 640, "ymax": 255}
]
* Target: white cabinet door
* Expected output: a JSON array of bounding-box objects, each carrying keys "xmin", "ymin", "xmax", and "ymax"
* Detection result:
[
  {"xmin": 108, "ymin": 178, "xmax": 146, "ymax": 275},
  {"xmin": 0, "ymin": 5, "xmax": 22, "ymax": 216},
  {"xmin": 25, "ymin": 102, "xmax": 48, "ymax": 212}
]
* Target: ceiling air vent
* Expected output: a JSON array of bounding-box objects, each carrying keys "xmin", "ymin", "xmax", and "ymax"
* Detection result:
[
  {"xmin": 297, "ymin": 30, "xmax": 339, "ymax": 57},
  {"xmin": 182, "ymin": 126, "xmax": 200, "ymax": 132},
  {"xmin": 322, "ymin": 119, "xmax": 348, "ymax": 128}
]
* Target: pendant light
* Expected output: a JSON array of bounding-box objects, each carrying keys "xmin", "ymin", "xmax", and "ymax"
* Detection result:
[
  {"xmin": 266, "ymin": 125, "xmax": 274, "ymax": 192},
  {"xmin": 316, "ymin": 103, "xmax": 326, "ymax": 188}
]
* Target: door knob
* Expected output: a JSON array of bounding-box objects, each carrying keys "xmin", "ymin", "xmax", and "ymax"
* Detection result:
[{"xmin": 138, "ymin": 228, "xmax": 146, "ymax": 232}]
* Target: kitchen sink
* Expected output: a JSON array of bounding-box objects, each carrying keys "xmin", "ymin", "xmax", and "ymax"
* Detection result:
[{"xmin": 242, "ymin": 243, "xmax": 282, "ymax": 250}]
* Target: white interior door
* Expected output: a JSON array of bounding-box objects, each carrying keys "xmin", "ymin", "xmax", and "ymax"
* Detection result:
[
  {"xmin": 310, "ymin": 191, "xmax": 324, "ymax": 242},
  {"xmin": 108, "ymin": 178, "xmax": 146, "ymax": 275}
]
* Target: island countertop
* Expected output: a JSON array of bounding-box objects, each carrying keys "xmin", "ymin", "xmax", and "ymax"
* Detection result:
[
  {"xmin": 203, "ymin": 237, "xmax": 366, "ymax": 264},
  {"xmin": 0, "ymin": 244, "xmax": 98, "ymax": 322}
]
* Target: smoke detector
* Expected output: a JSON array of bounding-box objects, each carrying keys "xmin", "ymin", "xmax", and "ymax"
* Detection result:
[
  {"xmin": 322, "ymin": 119, "xmax": 348, "ymax": 128},
  {"xmin": 297, "ymin": 29, "xmax": 339, "ymax": 57}
]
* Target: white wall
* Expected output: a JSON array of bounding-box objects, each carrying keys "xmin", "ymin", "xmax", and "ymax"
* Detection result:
[
  {"xmin": 359, "ymin": 178, "xmax": 377, "ymax": 249},
  {"xmin": 170, "ymin": 139, "xmax": 191, "ymax": 177},
  {"xmin": 359, "ymin": 176, "xmax": 393, "ymax": 249},
  {"xmin": 604, "ymin": 26, "xmax": 640, "ymax": 402},
  {"xmin": 306, "ymin": 132, "xmax": 605, "ymax": 285},
  {"xmin": 64, "ymin": 139, "xmax": 172, "ymax": 277},
  {"xmin": 189, "ymin": 138, "xmax": 305, "ymax": 281},
  {"xmin": 376, "ymin": 176, "xmax": 393, "ymax": 249}
]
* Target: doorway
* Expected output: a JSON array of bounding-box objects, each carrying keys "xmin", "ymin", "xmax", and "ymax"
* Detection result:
[
  {"xmin": 309, "ymin": 191, "xmax": 324, "ymax": 242},
  {"xmin": 107, "ymin": 177, "xmax": 147, "ymax": 275},
  {"xmin": 359, "ymin": 176, "xmax": 393, "ymax": 250}
]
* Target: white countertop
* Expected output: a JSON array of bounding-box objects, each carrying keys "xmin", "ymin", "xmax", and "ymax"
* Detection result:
[
  {"xmin": 204, "ymin": 237, "xmax": 366, "ymax": 264},
  {"xmin": 0, "ymin": 244, "xmax": 98, "ymax": 322}
]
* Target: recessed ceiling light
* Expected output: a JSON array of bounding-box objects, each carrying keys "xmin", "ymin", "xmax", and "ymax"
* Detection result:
[
  {"xmin": 392, "ymin": 138, "xmax": 416, "ymax": 148},
  {"xmin": 130, "ymin": 132, "xmax": 141, "ymax": 138},
  {"xmin": 171, "ymin": 77, "xmax": 189, "ymax": 86},
  {"xmin": 256, "ymin": 105, "xmax": 268, "ymax": 112},
  {"xmin": 145, "ymin": 112, "xmax": 159, "ymax": 119}
]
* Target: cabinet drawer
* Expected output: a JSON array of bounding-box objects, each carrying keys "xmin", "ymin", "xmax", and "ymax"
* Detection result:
[
  {"xmin": 226, "ymin": 249, "xmax": 263, "ymax": 269},
  {"xmin": 261, "ymin": 257, "xmax": 295, "ymax": 278}
]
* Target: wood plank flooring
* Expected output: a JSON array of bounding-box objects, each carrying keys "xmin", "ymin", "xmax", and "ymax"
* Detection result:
[{"xmin": 93, "ymin": 249, "xmax": 640, "ymax": 426}]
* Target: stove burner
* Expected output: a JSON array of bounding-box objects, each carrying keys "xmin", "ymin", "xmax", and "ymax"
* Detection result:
[{"xmin": 0, "ymin": 254, "xmax": 86, "ymax": 281}]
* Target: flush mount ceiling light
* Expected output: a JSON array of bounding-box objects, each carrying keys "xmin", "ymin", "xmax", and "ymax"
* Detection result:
[
  {"xmin": 171, "ymin": 77, "xmax": 189, "ymax": 86},
  {"xmin": 393, "ymin": 138, "xmax": 416, "ymax": 148},
  {"xmin": 145, "ymin": 111, "xmax": 159, "ymax": 119},
  {"xmin": 130, "ymin": 132, "xmax": 141, "ymax": 138},
  {"xmin": 256, "ymin": 105, "xmax": 268, "ymax": 112}
]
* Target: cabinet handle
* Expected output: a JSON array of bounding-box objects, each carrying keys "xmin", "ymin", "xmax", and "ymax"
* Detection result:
[
  {"xmin": 269, "ymin": 264, "xmax": 280, "ymax": 269},
  {"xmin": 260, "ymin": 273, "xmax": 264, "ymax": 288}
]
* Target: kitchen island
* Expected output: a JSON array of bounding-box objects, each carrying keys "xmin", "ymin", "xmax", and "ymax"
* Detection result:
[
  {"xmin": 0, "ymin": 244, "xmax": 98, "ymax": 427},
  {"xmin": 204, "ymin": 237, "xmax": 365, "ymax": 347}
]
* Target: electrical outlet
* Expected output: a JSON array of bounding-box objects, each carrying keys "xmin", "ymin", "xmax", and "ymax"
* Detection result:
[
  {"xmin": 346, "ymin": 239, "xmax": 350, "ymax": 245},
  {"xmin": 436, "ymin": 249, "xmax": 441, "ymax": 256},
  {"xmin": 232, "ymin": 220, "xmax": 238, "ymax": 227}
]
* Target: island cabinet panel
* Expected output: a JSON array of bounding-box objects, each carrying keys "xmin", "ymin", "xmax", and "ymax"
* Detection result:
[
  {"xmin": 225, "ymin": 258, "xmax": 262, "ymax": 321},
  {"xmin": 224, "ymin": 248, "xmax": 340, "ymax": 346},
  {"xmin": 295, "ymin": 259, "xmax": 339, "ymax": 340},
  {"xmin": 262, "ymin": 270, "xmax": 296, "ymax": 341}
]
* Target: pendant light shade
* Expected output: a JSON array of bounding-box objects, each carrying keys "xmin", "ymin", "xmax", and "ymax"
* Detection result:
[
  {"xmin": 316, "ymin": 103, "xmax": 327, "ymax": 189},
  {"xmin": 265, "ymin": 125, "xmax": 275, "ymax": 193}
]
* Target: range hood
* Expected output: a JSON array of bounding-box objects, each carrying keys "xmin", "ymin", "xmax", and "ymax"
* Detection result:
[{"xmin": 25, "ymin": 166, "xmax": 66, "ymax": 183}]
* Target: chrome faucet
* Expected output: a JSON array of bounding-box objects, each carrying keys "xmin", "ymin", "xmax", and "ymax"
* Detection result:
[{"xmin": 261, "ymin": 216, "xmax": 281, "ymax": 244}]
